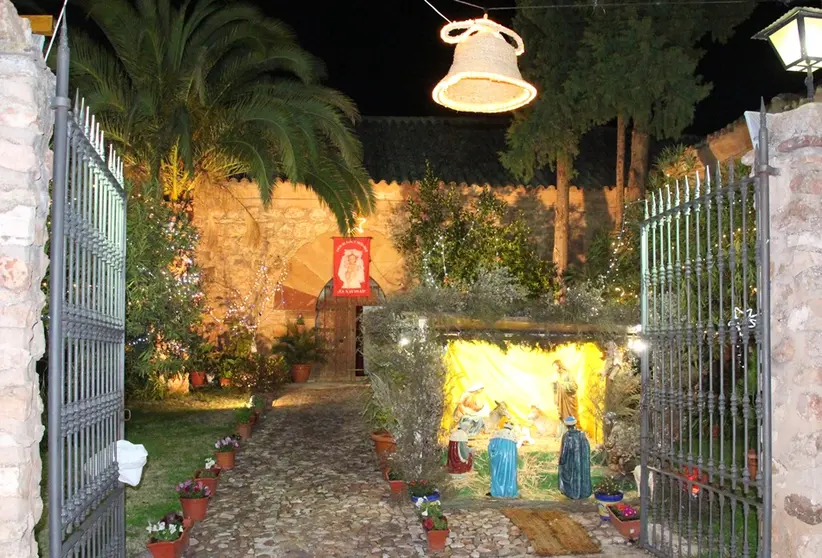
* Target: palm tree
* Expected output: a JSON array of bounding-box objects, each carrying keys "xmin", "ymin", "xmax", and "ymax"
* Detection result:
[{"xmin": 69, "ymin": 0, "xmax": 374, "ymax": 231}]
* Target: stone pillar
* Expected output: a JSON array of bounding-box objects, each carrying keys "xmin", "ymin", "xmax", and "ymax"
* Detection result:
[
  {"xmin": 767, "ymin": 102, "xmax": 822, "ymax": 558},
  {"xmin": 0, "ymin": 1, "xmax": 53, "ymax": 556}
]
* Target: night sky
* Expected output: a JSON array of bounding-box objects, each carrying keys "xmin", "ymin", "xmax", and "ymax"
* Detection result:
[
  {"xmin": 265, "ymin": 0, "xmax": 820, "ymax": 136},
  {"xmin": 26, "ymin": 0, "xmax": 822, "ymax": 136}
]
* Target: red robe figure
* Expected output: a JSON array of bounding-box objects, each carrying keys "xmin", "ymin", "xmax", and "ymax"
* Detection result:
[{"xmin": 447, "ymin": 427, "xmax": 473, "ymax": 474}]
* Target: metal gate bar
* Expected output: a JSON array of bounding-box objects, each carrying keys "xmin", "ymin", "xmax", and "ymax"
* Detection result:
[
  {"xmin": 48, "ymin": 19, "xmax": 127, "ymax": 558},
  {"xmin": 639, "ymin": 105, "xmax": 771, "ymax": 558}
]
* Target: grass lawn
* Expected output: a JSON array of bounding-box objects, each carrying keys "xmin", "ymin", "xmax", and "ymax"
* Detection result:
[{"xmin": 36, "ymin": 387, "xmax": 249, "ymax": 557}]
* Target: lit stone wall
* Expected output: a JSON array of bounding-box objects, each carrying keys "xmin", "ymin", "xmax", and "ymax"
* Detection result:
[
  {"xmin": 193, "ymin": 179, "xmax": 621, "ymax": 345},
  {"xmin": 0, "ymin": 2, "xmax": 52, "ymax": 556},
  {"xmin": 765, "ymin": 102, "xmax": 822, "ymax": 558}
]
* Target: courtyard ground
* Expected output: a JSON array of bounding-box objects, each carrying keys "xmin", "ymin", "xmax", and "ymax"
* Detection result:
[{"xmin": 173, "ymin": 384, "xmax": 649, "ymax": 558}]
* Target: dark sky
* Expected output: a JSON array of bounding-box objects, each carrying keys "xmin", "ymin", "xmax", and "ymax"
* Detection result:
[
  {"xmin": 23, "ymin": 0, "xmax": 821, "ymax": 136},
  {"xmin": 264, "ymin": 0, "xmax": 820, "ymax": 136}
]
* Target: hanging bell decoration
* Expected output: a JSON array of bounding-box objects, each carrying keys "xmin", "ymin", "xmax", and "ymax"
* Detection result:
[{"xmin": 432, "ymin": 15, "xmax": 537, "ymax": 113}]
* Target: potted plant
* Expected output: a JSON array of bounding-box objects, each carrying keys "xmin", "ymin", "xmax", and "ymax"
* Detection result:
[
  {"xmin": 189, "ymin": 342, "xmax": 214, "ymax": 388},
  {"xmin": 251, "ymin": 394, "xmax": 266, "ymax": 414},
  {"xmin": 608, "ymin": 503, "xmax": 641, "ymax": 540},
  {"xmin": 145, "ymin": 517, "xmax": 189, "ymax": 558},
  {"xmin": 418, "ymin": 500, "xmax": 449, "ymax": 551},
  {"xmin": 387, "ymin": 469, "xmax": 406, "ymax": 496},
  {"xmin": 214, "ymin": 436, "xmax": 240, "ymax": 470},
  {"xmin": 194, "ymin": 458, "xmax": 221, "ymax": 495},
  {"xmin": 594, "ymin": 477, "xmax": 624, "ymax": 520},
  {"xmin": 408, "ymin": 479, "xmax": 440, "ymax": 505},
  {"xmin": 364, "ymin": 399, "xmax": 396, "ymax": 471},
  {"xmin": 236, "ymin": 407, "xmax": 254, "ymax": 440},
  {"xmin": 251, "ymin": 353, "xmax": 288, "ymax": 410},
  {"xmin": 273, "ymin": 322, "xmax": 327, "ymax": 383},
  {"xmin": 295, "ymin": 313, "xmax": 306, "ymax": 333},
  {"xmin": 176, "ymin": 480, "xmax": 211, "ymax": 521}
]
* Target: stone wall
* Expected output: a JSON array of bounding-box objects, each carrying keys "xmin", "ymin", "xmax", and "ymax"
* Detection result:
[
  {"xmin": 766, "ymin": 102, "xmax": 822, "ymax": 558},
  {"xmin": 194, "ymin": 179, "xmax": 620, "ymax": 344},
  {"xmin": 0, "ymin": 1, "xmax": 52, "ymax": 557}
]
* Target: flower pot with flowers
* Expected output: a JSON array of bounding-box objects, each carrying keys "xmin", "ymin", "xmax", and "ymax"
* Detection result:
[
  {"xmin": 235, "ymin": 407, "xmax": 254, "ymax": 440},
  {"xmin": 608, "ymin": 503, "xmax": 641, "ymax": 540},
  {"xmin": 418, "ymin": 500, "xmax": 450, "ymax": 551},
  {"xmin": 145, "ymin": 518, "xmax": 188, "ymax": 558},
  {"xmin": 194, "ymin": 458, "xmax": 221, "ymax": 495},
  {"xmin": 176, "ymin": 480, "xmax": 211, "ymax": 521},
  {"xmin": 594, "ymin": 477, "xmax": 624, "ymax": 521},
  {"xmin": 214, "ymin": 436, "xmax": 239, "ymax": 470},
  {"xmin": 408, "ymin": 479, "xmax": 440, "ymax": 505}
]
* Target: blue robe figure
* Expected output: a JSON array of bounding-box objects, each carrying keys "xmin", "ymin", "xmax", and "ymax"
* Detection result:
[
  {"xmin": 488, "ymin": 421, "xmax": 519, "ymax": 498},
  {"xmin": 558, "ymin": 416, "xmax": 593, "ymax": 499}
]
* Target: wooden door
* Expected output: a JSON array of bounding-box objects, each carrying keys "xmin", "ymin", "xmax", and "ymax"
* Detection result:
[{"xmin": 315, "ymin": 279, "xmax": 384, "ymax": 381}]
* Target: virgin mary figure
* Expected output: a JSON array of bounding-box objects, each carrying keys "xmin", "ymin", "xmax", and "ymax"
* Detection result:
[{"xmin": 338, "ymin": 250, "xmax": 365, "ymax": 289}]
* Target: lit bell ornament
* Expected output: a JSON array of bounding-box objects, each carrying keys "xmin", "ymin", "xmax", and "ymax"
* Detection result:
[{"xmin": 432, "ymin": 15, "xmax": 537, "ymax": 113}]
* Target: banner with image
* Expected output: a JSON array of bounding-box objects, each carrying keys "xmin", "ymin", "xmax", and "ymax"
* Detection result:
[{"xmin": 333, "ymin": 237, "xmax": 371, "ymax": 297}]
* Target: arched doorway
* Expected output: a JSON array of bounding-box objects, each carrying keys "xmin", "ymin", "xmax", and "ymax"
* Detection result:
[{"xmin": 315, "ymin": 278, "xmax": 385, "ymax": 381}]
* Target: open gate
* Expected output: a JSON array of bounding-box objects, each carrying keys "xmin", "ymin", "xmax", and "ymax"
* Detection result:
[
  {"xmin": 638, "ymin": 106, "xmax": 772, "ymax": 558},
  {"xmin": 47, "ymin": 20, "xmax": 127, "ymax": 558}
]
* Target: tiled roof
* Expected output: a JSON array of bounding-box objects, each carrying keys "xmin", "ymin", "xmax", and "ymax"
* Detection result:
[{"xmin": 357, "ymin": 116, "xmax": 618, "ymax": 189}]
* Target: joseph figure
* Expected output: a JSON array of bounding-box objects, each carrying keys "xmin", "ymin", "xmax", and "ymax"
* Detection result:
[{"xmin": 552, "ymin": 360, "xmax": 578, "ymax": 423}]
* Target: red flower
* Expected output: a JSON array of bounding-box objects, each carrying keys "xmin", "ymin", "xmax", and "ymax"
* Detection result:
[{"xmin": 423, "ymin": 518, "xmax": 434, "ymax": 531}]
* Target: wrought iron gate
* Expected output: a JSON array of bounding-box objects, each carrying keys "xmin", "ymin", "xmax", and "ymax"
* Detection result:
[
  {"xmin": 47, "ymin": 20, "xmax": 127, "ymax": 558},
  {"xmin": 639, "ymin": 105, "xmax": 772, "ymax": 558}
]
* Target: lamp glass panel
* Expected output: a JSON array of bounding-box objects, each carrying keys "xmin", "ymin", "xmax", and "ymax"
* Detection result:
[
  {"xmin": 770, "ymin": 19, "xmax": 802, "ymax": 69},
  {"xmin": 805, "ymin": 17, "xmax": 822, "ymax": 59}
]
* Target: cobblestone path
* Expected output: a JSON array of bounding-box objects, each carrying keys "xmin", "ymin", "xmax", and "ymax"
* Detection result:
[{"xmin": 184, "ymin": 385, "xmax": 649, "ymax": 558}]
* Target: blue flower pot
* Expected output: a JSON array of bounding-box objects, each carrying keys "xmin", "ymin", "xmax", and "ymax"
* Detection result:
[
  {"xmin": 594, "ymin": 492, "xmax": 623, "ymax": 521},
  {"xmin": 410, "ymin": 491, "xmax": 440, "ymax": 505}
]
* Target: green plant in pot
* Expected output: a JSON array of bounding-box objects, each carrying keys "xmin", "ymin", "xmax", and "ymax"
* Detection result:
[
  {"xmin": 593, "ymin": 476, "xmax": 624, "ymax": 521},
  {"xmin": 273, "ymin": 322, "xmax": 327, "ymax": 383},
  {"xmin": 188, "ymin": 342, "xmax": 215, "ymax": 387},
  {"xmin": 235, "ymin": 407, "xmax": 254, "ymax": 441}
]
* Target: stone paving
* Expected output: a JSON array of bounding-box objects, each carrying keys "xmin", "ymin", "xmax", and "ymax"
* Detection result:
[{"xmin": 181, "ymin": 385, "xmax": 650, "ymax": 557}]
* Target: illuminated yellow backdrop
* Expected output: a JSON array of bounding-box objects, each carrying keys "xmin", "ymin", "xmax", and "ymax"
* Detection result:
[{"xmin": 444, "ymin": 341, "xmax": 606, "ymax": 443}]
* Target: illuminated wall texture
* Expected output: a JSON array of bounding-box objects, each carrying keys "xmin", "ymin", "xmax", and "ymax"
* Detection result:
[{"xmin": 444, "ymin": 341, "xmax": 606, "ymax": 443}]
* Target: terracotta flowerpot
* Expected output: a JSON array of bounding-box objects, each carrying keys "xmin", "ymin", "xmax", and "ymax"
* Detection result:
[
  {"xmin": 180, "ymin": 496, "xmax": 209, "ymax": 521},
  {"xmin": 371, "ymin": 430, "xmax": 396, "ymax": 473},
  {"xmin": 194, "ymin": 468, "xmax": 222, "ymax": 495},
  {"xmin": 237, "ymin": 422, "xmax": 252, "ymax": 441},
  {"xmin": 219, "ymin": 377, "xmax": 231, "ymax": 387},
  {"xmin": 388, "ymin": 480, "xmax": 406, "ymax": 496},
  {"xmin": 145, "ymin": 539, "xmax": 181, "ymax": 558},
  {"xmin": 190, "ymin": 371, "xmax": 206, "ymax": 387},
  {"xmin": 296, "ymin": 324, "xmax": 306, "ymax": 334},
  {"xmin": 214, "ymin": 450, "xmax": 235, "ymax": 470},
  {"xmin": 608, "ymin": 506, "xmax": 640, "ymax": 540},
  {"xmin": 291, "ymin": 364, "xmax": 312, "ymax": 383},
  {"xmin": 747, "ymin": 448, "xmax": 758, "ymax": 481},
  {"xmin": 426, "ymin": 529, "xmax": 450, "ymax": 551},
  {"xmin": 250, "ymin": 411, "xmax": 260, "ymax": 426}
]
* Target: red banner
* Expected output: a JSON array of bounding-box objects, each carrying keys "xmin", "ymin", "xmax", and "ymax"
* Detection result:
[{"xmin": 333, "ymin": 237, "xmax": 371, "ymax": 297}]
